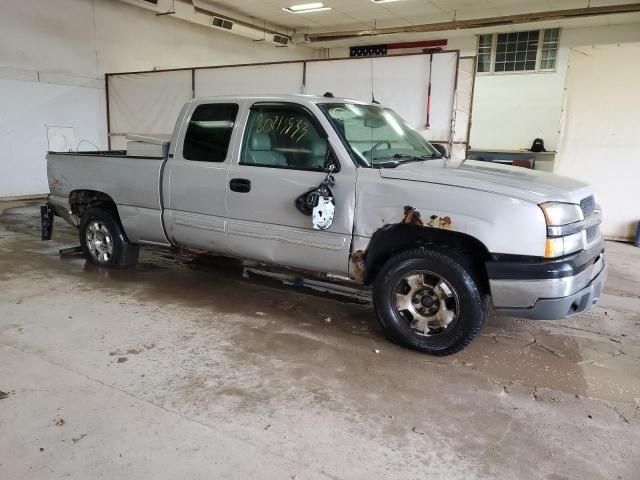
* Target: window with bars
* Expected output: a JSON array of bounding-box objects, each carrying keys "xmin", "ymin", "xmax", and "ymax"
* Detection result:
[{"xmin": 476, "ymin": 28, "xmax": 560, "ymax": 74}]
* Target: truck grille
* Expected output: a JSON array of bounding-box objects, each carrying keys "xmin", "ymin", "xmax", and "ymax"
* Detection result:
[
  {"xmin": 580, "ymin": 195, "xmax": 596, "ymax": 217},
  {"xmin": 586, "ymin": 225, "xmax": 600, "ymax": 243},
  {"xmin": 580, "ymin": 195, "xmax": 601, "ymax": 245}
]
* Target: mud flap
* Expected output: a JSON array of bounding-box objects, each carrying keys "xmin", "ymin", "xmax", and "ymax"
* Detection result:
[{"xmin": 41, "ymin": 204, "xmax": 54, "ymax": 241}]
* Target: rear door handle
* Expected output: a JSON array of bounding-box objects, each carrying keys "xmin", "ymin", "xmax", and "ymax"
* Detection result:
[{"xmin": 229, "ymin": 178, "xmax": 251, "ymax": 193}]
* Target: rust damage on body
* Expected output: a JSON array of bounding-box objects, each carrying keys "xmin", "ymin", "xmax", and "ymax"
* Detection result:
[
  {"xmin": 401, "ymin": 206, "xmax": 424, "ymax": 225},
  {"xmin": 350, "ymin": 249, "xmax": 366, "ymax": 283},
  {"xmin": 427, "ymin": 215, "xmax": 452, "ymax": 229},
  {"xmin": 350, "ymin": 205, "xmax": 454, "ymax": 284}
]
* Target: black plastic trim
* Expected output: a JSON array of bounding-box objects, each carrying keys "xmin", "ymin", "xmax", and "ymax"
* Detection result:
[
  {"xmin": 47, "ymin": 151, "xmax": 164, "ymax": 160},
  {"xmin": 486, "ymin": 240, "xmax": 604, "ymax": 280}
]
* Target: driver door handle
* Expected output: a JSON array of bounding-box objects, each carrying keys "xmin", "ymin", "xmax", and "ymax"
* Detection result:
[{"xmin": 229, "ymin": 178, "xmax": 251, "ymax": 193}]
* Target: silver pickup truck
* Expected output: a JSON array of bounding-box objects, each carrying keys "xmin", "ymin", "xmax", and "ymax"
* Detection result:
[{"xmin": 43, "ymin": 94, "xmax": 607, "ymax": 355}]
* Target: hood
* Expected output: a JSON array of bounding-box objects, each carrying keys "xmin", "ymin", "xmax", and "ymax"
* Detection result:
[{"xmin": 378, "ymin": 159, "xmax": 593, "ymax": 204}]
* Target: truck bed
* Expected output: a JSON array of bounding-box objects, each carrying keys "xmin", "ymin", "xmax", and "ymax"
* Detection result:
[{"xmin": 46, "ymin": 150, "xmax": 169, "ymax": 245}]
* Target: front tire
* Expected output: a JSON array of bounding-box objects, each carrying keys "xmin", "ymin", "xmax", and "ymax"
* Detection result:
[
  {"xmin": 373, "ymin": 247, "xmax": 486, "ymax": 356},
  {"xmin": 79, "ymin": 207, "xmax": 139, "ymax": 268}
]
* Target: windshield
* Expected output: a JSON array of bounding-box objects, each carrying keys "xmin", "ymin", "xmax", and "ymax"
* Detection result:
[{"xmin": 319, "ymin": 103, "xmax": 441, "ymax": 168}]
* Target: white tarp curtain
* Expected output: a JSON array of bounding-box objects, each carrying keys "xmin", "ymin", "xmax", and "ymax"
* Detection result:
[
  {"xmin": 304, "ymin": 52, "xmax": 458, "ymax": 142},
  {"xmin": 554, "ymin": 43, "xmax": 640, "ymax": 241},
  {"xmin": 106, "ymin": 52, "xmax": 460, "ymax": 149},
  {"xmin": 108, "ymin": 70, "xmax": 192, "ymax": 149},
  {"xmin": 194, "ymin": 62, "xmax": 304, "ymax": 97}
]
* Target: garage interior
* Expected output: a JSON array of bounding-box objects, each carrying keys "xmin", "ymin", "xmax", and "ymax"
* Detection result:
[{"xmin": 1, "ymin": 0, "xmax": 640, "ymax": 478}]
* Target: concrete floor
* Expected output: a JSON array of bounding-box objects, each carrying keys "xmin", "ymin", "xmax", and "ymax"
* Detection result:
[{"xmin": 1, "ymin": 200, "xmax": 639, "ymax": 480}]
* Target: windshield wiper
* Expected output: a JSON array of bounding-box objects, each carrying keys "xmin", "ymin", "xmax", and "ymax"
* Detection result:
[
  {"xmin": 374, "ymin": 153, "xmax": 432, "ymax": 165},
  {"xmin": 373, "ymin": 152, "xmax": 443, "ymax": 168},
  {"xmin": 374, "ymin": 160, "xmax": 401, "ymax": 168}
]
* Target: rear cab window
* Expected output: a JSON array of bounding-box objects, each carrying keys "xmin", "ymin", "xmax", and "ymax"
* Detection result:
[{"xmin": 183, "ymin": 103, "xmax": 239, "ymax": 162}]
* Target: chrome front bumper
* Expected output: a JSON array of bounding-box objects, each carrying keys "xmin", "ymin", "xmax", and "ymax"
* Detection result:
[{"xmin": 490, "ymin": 253, "xmax": 607, "ymax": 320}]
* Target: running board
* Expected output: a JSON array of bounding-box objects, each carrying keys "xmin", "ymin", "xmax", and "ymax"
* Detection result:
[{"xmin": 242, "ymin": 266, "xmax": 371, "ymax": 303}]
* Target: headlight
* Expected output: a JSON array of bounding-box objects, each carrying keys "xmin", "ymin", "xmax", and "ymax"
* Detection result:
[
  {"xmin": 540, "ymin": 202, "xmax": 584, "ymax": 258},
  {"xmin": 539, "ymin": 202, "xmax": 582, "ymax": 226}
]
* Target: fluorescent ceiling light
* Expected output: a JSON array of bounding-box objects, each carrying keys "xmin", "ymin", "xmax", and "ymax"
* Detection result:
[
  {"xmin": 284, "ymin": 3, "xmax": 331, "ymax": 13},
  {"xmin": 371, "ymin": 0, "xmax": 404, "ymax": 3}
]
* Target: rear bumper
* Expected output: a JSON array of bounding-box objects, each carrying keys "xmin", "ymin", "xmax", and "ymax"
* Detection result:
[{"xmin": 488, "ymin": 243, "xmax": 607, "ymax": 320}]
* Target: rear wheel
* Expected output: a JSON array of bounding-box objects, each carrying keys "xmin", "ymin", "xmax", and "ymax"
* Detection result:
[
  {"xmin": 373, "ymin": 247, "xmax": 486, "ymax": 356},
  {"xmin": 79, "ymin": 207, "xmax": 139, "ymax": 268}
]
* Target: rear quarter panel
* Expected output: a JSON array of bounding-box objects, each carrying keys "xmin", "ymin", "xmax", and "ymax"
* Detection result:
[{"xmin": 47, "ymin": 153, "xmax": 168, "ymax": 244}]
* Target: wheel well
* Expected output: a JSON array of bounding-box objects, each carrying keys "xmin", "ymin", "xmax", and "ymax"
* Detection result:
[
  {"xmin": 69, "ymin": 190, "xmax": 119, "ymax": 219},
  {"xmin": 362, "ymin": 224, "xmax": 491, "ymax": 292}
]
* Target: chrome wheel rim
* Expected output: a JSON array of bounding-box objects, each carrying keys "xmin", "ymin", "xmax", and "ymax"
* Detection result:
[
  {"xmin": 393, "ymin": 270, "xmax": 460, "ymax": 336},
  {"xmin": 85, "ymin": 220, "xmax": 113, "ymax": 264}
]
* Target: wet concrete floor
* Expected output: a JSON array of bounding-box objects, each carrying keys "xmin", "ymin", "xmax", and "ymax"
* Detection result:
[{"xmin": 0, "ymin": 201, "xmax": 639, "ymax": 479}]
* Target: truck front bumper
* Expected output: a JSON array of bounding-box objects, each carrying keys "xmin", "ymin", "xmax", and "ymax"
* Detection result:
[{"xmin": 487, "ymin": 242, "xmax": 607, "ymax": 320}]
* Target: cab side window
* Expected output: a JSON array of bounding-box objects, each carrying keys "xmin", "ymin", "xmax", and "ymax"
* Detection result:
[
  {"xmin": 183, "ymin": 103, "xmax": 239, "ymax": 162},
  {"xmin": 241, "ymin": 106, "xmax": 329, "ymax": 171}
]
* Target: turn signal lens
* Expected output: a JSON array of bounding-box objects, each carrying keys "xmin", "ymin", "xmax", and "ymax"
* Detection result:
[
  {"xmin": 544, "ymin": 232, "xmax": 583, "ymax": 258},
  {"xmin": 545, "ymin": 238, "xmax": 556, "ymax": 258}
]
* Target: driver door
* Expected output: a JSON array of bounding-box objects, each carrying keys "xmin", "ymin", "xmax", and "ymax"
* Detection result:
[{"xmin": 226, "ymin": 102, "xmax": 356, "ymax": 276}]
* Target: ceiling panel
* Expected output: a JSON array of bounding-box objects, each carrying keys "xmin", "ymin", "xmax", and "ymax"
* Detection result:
[
  {"xmin": 204, "ymin": 0, "xmax": 629, "ymax": 30},
  {"xmin": 197, "ymin": 0, "xmax": 640, "ymax": 46}
]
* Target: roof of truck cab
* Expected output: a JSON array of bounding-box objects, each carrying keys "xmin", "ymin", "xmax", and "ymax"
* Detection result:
[{"xmin": 190, "ymin": 94, "xmax": 372, "ymax": 106}]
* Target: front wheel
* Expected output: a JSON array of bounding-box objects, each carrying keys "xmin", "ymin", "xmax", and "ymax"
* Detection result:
[
  {"xmin": 79, "ymin": 207, "xmax": 139, "ymax": 268},
  {"xmin": 373, "ymin": 247, "xmax": 486, "ymax": 356}
]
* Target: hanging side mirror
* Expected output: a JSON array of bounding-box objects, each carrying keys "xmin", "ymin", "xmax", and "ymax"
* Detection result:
[
  {"xmin": 295, "ymin": 154, "xmax": 336, "ymax": 231},
  {"xmin": 432, "ymin": 143, "xmax": 449, "ymax": 158}
]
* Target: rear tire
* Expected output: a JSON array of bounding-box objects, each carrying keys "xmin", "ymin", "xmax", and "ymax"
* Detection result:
[
  {"xmin": 79, "ymin": 207, "xmax": 139, "ymax": 268},
  {"xmin": 373, "ymin": 247, "xmax": 486, "ymax": 356}
]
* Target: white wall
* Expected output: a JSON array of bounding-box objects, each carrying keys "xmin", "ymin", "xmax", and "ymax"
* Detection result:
[
  {"xmin": 326, "ymin": 22, "xmax": 640, "ymax": 154},
  {"xmin": 0, "ymin": 0, "xmax": 315, "ymax": 197},
  {"xmin": 0, "ymin": 0, "xmax": 312, "ymax": 78},
  {"xmin": 554, "ymin": 43, "xmax": 640, "ymax": 241},
  {"xmin": 0, "ymin": 79, "xmax": 107, "ymax": 198},
  {"xmin": 468, "ymin": 23, "xmax": 640, "ymax": 151}
]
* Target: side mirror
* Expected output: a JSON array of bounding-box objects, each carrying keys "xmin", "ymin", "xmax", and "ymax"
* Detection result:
[{"xmin": 432, "ymin": 143, "xmax": 448, "ymax": 158}]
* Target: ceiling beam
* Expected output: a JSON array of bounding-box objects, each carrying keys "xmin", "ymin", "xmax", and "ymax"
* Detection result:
[{"xmin": 305, "ymin": 2, "xmax": 640, "ymax": 42}]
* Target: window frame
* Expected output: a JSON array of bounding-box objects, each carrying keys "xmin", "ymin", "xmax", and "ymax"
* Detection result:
[
  {"xmin": 181, "ymin": 102, "xmax": 240, "ymax": 163},
  {"xmin": 476, "ymin": 28, "xmax": 560, "ymax": 75},
  {"xmin": 239, "ymin": 102, "xmax": 340, "ymax": 173}
]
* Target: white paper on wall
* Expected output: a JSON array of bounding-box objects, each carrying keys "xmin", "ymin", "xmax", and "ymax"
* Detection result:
[{"xmin": 46, "ymin": 126, "xmax": 76, "ymax": 152}]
